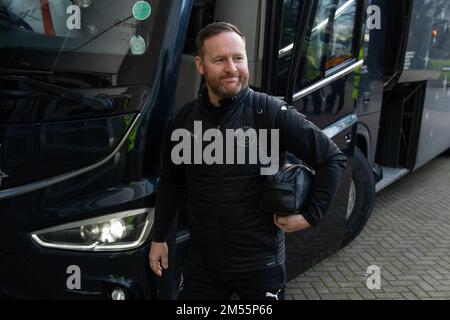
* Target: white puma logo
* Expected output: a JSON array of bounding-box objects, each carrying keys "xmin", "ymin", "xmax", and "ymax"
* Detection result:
[{"xmin": 265, "ymin": 288, "xmax": 282, "ymax": 300}]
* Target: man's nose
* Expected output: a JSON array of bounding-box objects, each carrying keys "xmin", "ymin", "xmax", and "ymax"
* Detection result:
[{"xmin": 224, "ymin": 58, "xmax": 237, "ymax": 74}]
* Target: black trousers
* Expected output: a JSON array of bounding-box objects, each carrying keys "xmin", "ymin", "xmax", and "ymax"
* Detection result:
[{"xmin": 179, "ymin": 256, "xmax": 285, "ymax": 300}]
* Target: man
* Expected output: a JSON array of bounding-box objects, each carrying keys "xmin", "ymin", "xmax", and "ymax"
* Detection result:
[{"xmin": 149, "ymin": 22, "xmax": 347, "ymax": 300}]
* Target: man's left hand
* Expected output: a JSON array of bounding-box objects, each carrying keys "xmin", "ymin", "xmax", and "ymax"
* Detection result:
[{"xmin": 273, "ymin": 213, "xmax": 311, "ymax": 233}]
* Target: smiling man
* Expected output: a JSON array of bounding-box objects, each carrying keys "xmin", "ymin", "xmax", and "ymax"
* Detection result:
[
  {"xmin": 149, "ymin": 22, "xmax": 347, "ymax": 300},
  {"xmin": 195, "ymin": 28, "xmax": 249, "ymax": 105}
]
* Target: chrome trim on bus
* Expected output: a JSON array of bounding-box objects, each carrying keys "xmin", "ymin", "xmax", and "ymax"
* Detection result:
[
  {"xmin": 322, "ymin": 113, "xmax": 358, "ymax": 139},
  {"xmin": 176, "ymin": 230, "xmax": 191, "ymax": 244},
  {"xmin": 293, "ymin": 59, "xmax": 364, "ymax": 101}
]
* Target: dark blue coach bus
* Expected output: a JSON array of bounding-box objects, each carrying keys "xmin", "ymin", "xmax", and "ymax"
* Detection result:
[{"xmin": 1, "ymin": 0, "xmax": 449, "ymax": 299}]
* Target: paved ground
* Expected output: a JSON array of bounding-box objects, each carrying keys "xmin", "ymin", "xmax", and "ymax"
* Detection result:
[{"xmin": 286, "ymin": 154, "xmax": 450, "ymax": 300}]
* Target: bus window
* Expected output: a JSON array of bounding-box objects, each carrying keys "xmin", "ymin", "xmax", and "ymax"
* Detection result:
[
  {"xmin": 326, "ymin": 0, "xmax": 356, "ymax": 69},
  {"xmin": 297, "ymin": 0, "xmax": 356, "ymax": 89},
  {"xmin": 274, "ymin": 0, "xmax": 303, "ymax": 96},
  {"xmin": 0, "ymin": 0, "xmax": 172, "ymax": 86}
]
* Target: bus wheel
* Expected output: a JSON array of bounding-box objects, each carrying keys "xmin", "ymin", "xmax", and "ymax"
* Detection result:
[{"xmin": 342, "ymin": 148, "xmax": 375, "ymax": 247}]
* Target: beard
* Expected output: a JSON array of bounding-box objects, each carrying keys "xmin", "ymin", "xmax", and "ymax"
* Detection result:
[{"xmin": 204, "ymin": 70, "xmax": 249, "ymax": 100}]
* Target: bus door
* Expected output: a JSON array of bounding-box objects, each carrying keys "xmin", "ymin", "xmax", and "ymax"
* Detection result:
[{"xmin": 264, "ymin": 0, "xmax": 366, "ymax": 278}]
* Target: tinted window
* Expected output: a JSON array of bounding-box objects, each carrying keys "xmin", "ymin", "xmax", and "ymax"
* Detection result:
[
  {"xmin": 0, "ymin": 0, "xmax": 171, "ymax": 86},
  {"xmin": 274, "ymin": 0, "xmax": 303, "ymax": 96},
  {"xmin": 297, "ymin": 0, "xmax": 356, "ymax": 89}
]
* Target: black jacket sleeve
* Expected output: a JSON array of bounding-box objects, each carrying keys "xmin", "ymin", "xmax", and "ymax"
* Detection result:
[
  {"xmin": 274, "ymin": 107, "xmax": 348, "ymax": 226},
  {"xmin": 151, "ymin": 117, "xmax": 186, "ymax": 242}
]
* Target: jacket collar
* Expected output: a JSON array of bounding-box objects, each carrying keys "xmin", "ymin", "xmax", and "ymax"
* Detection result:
[{"xmin": 198, "ymin": 85, "xmax": 251, "ymax": 110}]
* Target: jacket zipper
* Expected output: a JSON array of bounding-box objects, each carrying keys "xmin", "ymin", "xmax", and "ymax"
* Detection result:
[{"xmin": 216, "ymin": 122, "xmax": 228, "ymax": 270}]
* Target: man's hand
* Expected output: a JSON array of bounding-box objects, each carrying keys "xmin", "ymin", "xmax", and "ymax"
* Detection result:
[
  {"xmin": 273, "ymin": 213, "xmax": 311, "ymax": 233},
  {"xmin": 149, "ymin": 241, "xmax": 169, "ymax": 277}
]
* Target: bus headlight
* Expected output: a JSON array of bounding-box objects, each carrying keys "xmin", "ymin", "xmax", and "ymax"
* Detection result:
[{"xmin": 30, "ymin": 208, "xmax": 154, "ymax": 251}]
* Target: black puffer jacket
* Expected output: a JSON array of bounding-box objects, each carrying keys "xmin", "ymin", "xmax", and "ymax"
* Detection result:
[{"xmin": 153, "ymin": 86, "xmax": 347, "ymax": 272}]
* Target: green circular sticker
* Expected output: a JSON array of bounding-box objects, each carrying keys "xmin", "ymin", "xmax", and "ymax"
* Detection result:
[
  {"xmin": 132, "ymin": 1, "xmax": 152, "ymax": 21},
  {"xmin": 130, "ymin": 35, "xmax": 147, "ymax": 55}
]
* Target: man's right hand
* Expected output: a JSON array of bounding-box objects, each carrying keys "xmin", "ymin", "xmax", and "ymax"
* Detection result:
[{"xmin": 149, "ymin": 241, "xmax": 169, "ymax": 277}]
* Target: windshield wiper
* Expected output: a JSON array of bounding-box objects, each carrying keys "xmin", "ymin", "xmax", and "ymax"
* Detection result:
[
  {"xmin": 0, "ymin": 75, "xmax": 115, "ymax": 112},
  {"xmin": 0, "ymin": 6, "xmax": 34, "ymax": 31}
]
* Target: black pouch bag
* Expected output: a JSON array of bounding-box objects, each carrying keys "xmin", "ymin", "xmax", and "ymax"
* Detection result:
[
  {"xmin": 260, "ymin": 152, "xmax": 314, "ymax": 216},
  {"xmin": 252, "ymin": 91, "xmax": 314, "ymax": 216}
]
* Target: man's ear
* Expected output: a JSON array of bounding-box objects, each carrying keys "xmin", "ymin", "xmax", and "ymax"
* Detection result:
[{"xmin": 195, "ymin": 56, "xmax": 204, "ymax": 76}]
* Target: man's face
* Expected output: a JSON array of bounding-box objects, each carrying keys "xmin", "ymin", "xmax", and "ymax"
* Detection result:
[{"xmin": 195, "ymin": 31, "xmax": 249, "ymax": 104}]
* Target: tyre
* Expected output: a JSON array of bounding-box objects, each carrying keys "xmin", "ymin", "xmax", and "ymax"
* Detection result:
[{"xmin": 342, "ymin": 147, "xmax": 375, "ymax": 247}]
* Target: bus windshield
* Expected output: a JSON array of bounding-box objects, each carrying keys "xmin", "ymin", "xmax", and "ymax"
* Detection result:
[{"xmin": 0, "ymin": 0, "xmax": 171, "ymax": 86}]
